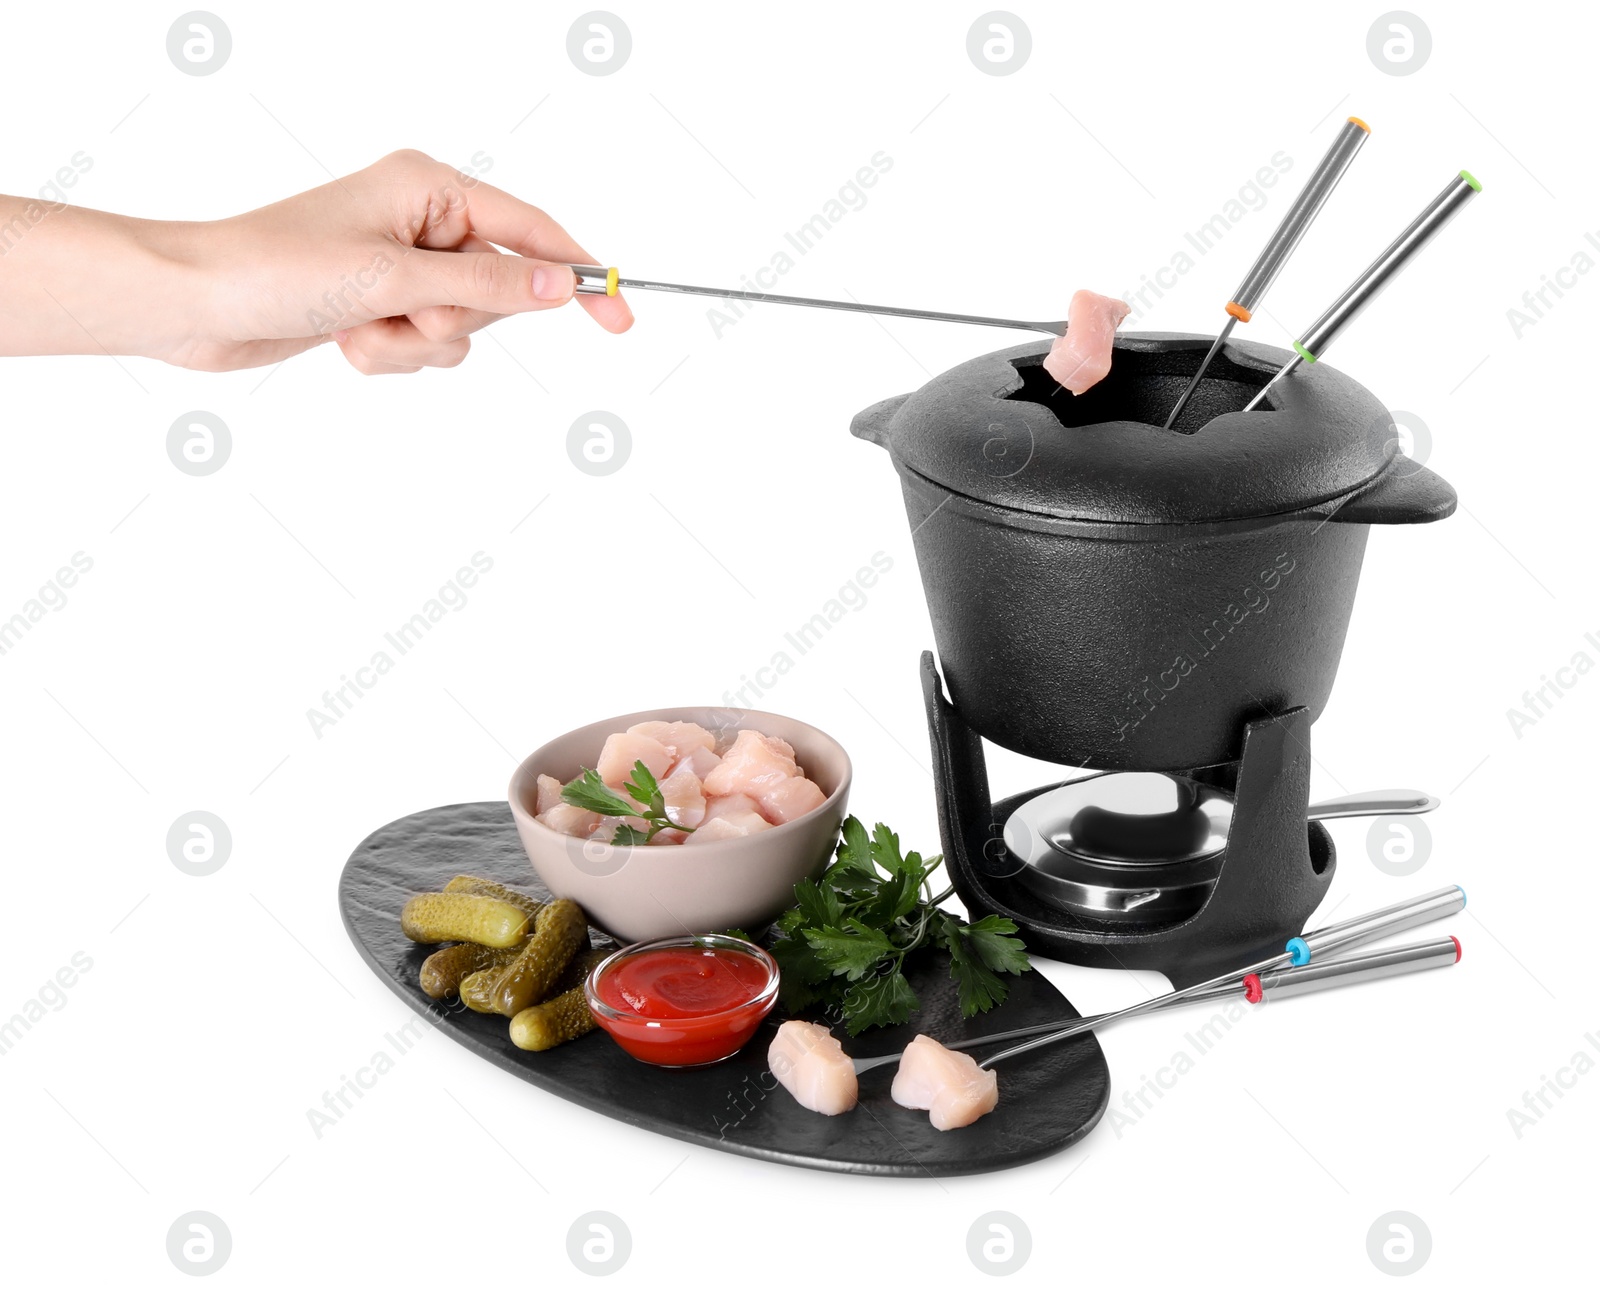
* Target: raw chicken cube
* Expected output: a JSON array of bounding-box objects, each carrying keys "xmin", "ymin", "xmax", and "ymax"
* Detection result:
[
  {"xmin": 768, "ymin": 1020, "xmax": 858, "ymax": 1115},
  {"xmin": 702, "ymin": 730, "xmax": 800, "ymax": 799},
  {"xmin": 694, "ymin": 793, "xmax": 774, "ymax": 839},
  {"xmin": 704, "ymin": 792, "xmax": 762, "ymax": 820},
  {"xmin": 890, "ymin": 1034, "xmax": 999, "ymax": 1130},
  {"xmin": 659, "ymin": 764, "xmax": 708, "ymax": 830},
  {"xmin": 683, "ymin": 813, "xmax": 773, "ymax": 844},
  {"xmin": 626, "ymin": 720, "xmax": 716, "ymax": 760},
  {"xmin": 1044, "ymin": 290, "xmax": 1131, "ymax": 395},
  {"xmin": 535, "ymin": 803, "xmax": 601, "ymax": 838},
  {"xmin": 767, "ymin": 734, "xmax": 797, "ymax": 760},
  {"xmin": 757, "ymin": 775, "xmax": 827, "ymax": 825},
  {"xmin": 535, "ymin": 773, "xmax": 566, "ymax": 814},
  {"xmin": 675, "ymin": 745, "xmax": 722, "ymax": 780},
  {"xmin": 595, "ymin": 731, "xmax": 674, "ymax": 789}
]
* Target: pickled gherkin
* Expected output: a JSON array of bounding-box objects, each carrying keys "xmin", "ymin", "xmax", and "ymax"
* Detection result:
[
  {"xmin": 401, "ymin": 892, "xmax": 531, "ymax": 948},
  {"xmin": 418, "ymin": 941, "xmax": 522, "ymax": 1001},
  {"xmin": 510, "ymin": 983, "xmax": 599, "ymax": 1051},
  {"xmin": 443, "ymin": 875, "xmax": 543, "ymax": 919},
  {"xmin": 459, "ymin": 968, "xmax": 503, "ymax": 1014},
  {"xmin": 551, "ymin": 947, "xmax": 609, "ymax": 997},
  {"xmin": 494, "ymin": 899, "xmax": 589, "ymax": 1015}
]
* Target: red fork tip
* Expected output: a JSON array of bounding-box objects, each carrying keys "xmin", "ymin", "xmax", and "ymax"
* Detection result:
[{"xmin": 1451, "ymin": 935, "xmax": 1462, "ymax": 963}]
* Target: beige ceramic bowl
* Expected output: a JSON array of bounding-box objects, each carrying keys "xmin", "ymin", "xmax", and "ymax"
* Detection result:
[{"xmin": 508, "ymin": 707, "xmax": 852, "ymax": 942}]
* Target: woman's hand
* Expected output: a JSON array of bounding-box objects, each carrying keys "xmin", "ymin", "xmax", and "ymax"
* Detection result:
[{"xmin": 0, "ymin": 149, "xmax": 632, "ymax": 374}]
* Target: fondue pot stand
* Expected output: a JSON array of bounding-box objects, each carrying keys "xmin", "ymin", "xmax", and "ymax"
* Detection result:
[{"xmin": 852, "ymin": 334, "xmax": 1456, "ymax": 984}]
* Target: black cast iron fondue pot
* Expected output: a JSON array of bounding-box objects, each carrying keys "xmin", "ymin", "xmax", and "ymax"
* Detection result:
[{"xmin": 851, "ymin": 333, "xmax": 1456, "ymax": 773}]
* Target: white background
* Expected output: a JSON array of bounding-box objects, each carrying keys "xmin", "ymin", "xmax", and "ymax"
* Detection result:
[{"xmin": 2, "ymin": 1, "xmax": 1593, "ymax": 1283}]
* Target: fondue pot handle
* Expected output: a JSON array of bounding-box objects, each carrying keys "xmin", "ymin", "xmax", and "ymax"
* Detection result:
[
  {"xmin": 849, "ymin": 393, "xmax": 911, "ymax": 447},
  {"xmin": 1321, "ymin": 460, "xmax": 1457, "ymax": 526}
]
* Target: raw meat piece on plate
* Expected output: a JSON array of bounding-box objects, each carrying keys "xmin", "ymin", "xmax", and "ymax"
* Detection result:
[
  {"xmin": 768, "ymin": 1020, "xmax": 858, "ymax": 1115},
  {"xmin": 890, "ymin": 1034, "xmax": 999, "ymax": 1130}
]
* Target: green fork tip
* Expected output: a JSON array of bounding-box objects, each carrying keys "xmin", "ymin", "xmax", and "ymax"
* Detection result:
[{"xmin": 1459, "ymin": 168, "xmax": 1483, "ymax": 192}]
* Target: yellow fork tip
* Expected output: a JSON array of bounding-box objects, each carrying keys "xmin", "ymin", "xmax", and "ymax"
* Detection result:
[{"xmin": 606, "ymin": 267, "xmax": 619, "ymax": 296}]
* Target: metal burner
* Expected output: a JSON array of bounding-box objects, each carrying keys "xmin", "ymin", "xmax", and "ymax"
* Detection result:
[
  {"xmin": 1003, "ymin": 773, "xmax": 1229, "ymax": 924},
  {"xmin": 1002, "ymin": 773, "xmax": 1440, "ymax": 927},
  {"xmin": 922, "ymin": 649, "xmax": 1341, "ymax": 983},
  {"xmin": 1009, "ymin": 773, "xmax": 1232, "ymax": 864}
]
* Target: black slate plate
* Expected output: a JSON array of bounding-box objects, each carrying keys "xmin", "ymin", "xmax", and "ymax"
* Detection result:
[{"xmin": 339, "ymin": 801, "xmax": 1111, "ymax": 1177}]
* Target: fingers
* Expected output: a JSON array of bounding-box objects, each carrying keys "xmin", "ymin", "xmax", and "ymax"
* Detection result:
[
  {"xmin": 408, "ymin": 233, "xmax": 504, "ymax": 343},
  {"xmin": 334, "ymin": 317, "xmax": 469, "ymax": 375},
  {"xmin": 369, "ymin": 148, "xmax": 478, "ymax": 250},
  {"xmin": 457, "ymin": 178, "xmax": 634, "ymax": 334},
  {"xmin": 370, "ymin": 152, "xmax": 633, "ymax": 333},
  {"xmin": 392, "ymin": 246, "xmax": 576, "ymax": 318},
  {"xmin": 356, "ymin": 151, "xmax": 635, "ymax": 343},
  {"xmin": 576, "ymin": 285, "xmax": 635, "ymax": 335}
]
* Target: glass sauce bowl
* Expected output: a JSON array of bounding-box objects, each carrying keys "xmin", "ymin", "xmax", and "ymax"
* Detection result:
[{"xmin": 585, "ymin": 933, "xmax": 780, "ymax": 1068}]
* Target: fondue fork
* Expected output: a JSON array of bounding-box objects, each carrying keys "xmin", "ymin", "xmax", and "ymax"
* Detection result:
[
  {"xmin": 975, "ymin": 885, "xmax": 1465, "ymax": 1070},
  {"xmin": 1163, "ymin": 116, "xmax": 1373, "ymax": 430},
  {"xmin": 563, "ymin": 264, "xmax": 1067, "ymax": 335},
  {"xmin": 1243, "ymin": 170, "xmax": 1482, "ymax": 412},
  {"xmin": 850, "ymin": 935, "xmax": 1462, "ymax": 1076},
  {"xmin": 849, "ymin": 885, "xmax": 1466, "ymax": 1075}
]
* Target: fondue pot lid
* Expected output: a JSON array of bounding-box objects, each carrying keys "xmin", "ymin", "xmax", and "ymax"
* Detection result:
[{"xmin": 849, "ymin": 333, "xmax": 1455, "ymax": 527}]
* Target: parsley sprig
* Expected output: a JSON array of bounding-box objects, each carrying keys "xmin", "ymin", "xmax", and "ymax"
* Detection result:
[
  {"xmin": 560, "ymin": 760, "xmax": 695, "ymax": 846},
  {"xmin": 771, "ymin": 816, "xmax": 1031, "ymax": 1035}
]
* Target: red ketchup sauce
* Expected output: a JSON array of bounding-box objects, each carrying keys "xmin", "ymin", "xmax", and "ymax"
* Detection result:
[{"xmin": 588, "ymin": 940, "xmax": 778, "ymax": 1067}]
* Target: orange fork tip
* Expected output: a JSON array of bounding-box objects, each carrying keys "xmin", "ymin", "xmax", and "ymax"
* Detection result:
[
  {"xmin": 1224, "ymin": 302, "xmax": 1252, "ymax": 323},
  {"xmin": 1347, "ymin": 115, "xmax": 1372, "ymax": 134}
]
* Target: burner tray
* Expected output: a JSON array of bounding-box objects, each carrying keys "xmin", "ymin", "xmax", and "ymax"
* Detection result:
[{"xmin": 921, "ymin": 652, "xmax": 1336, "ymax": 986}]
